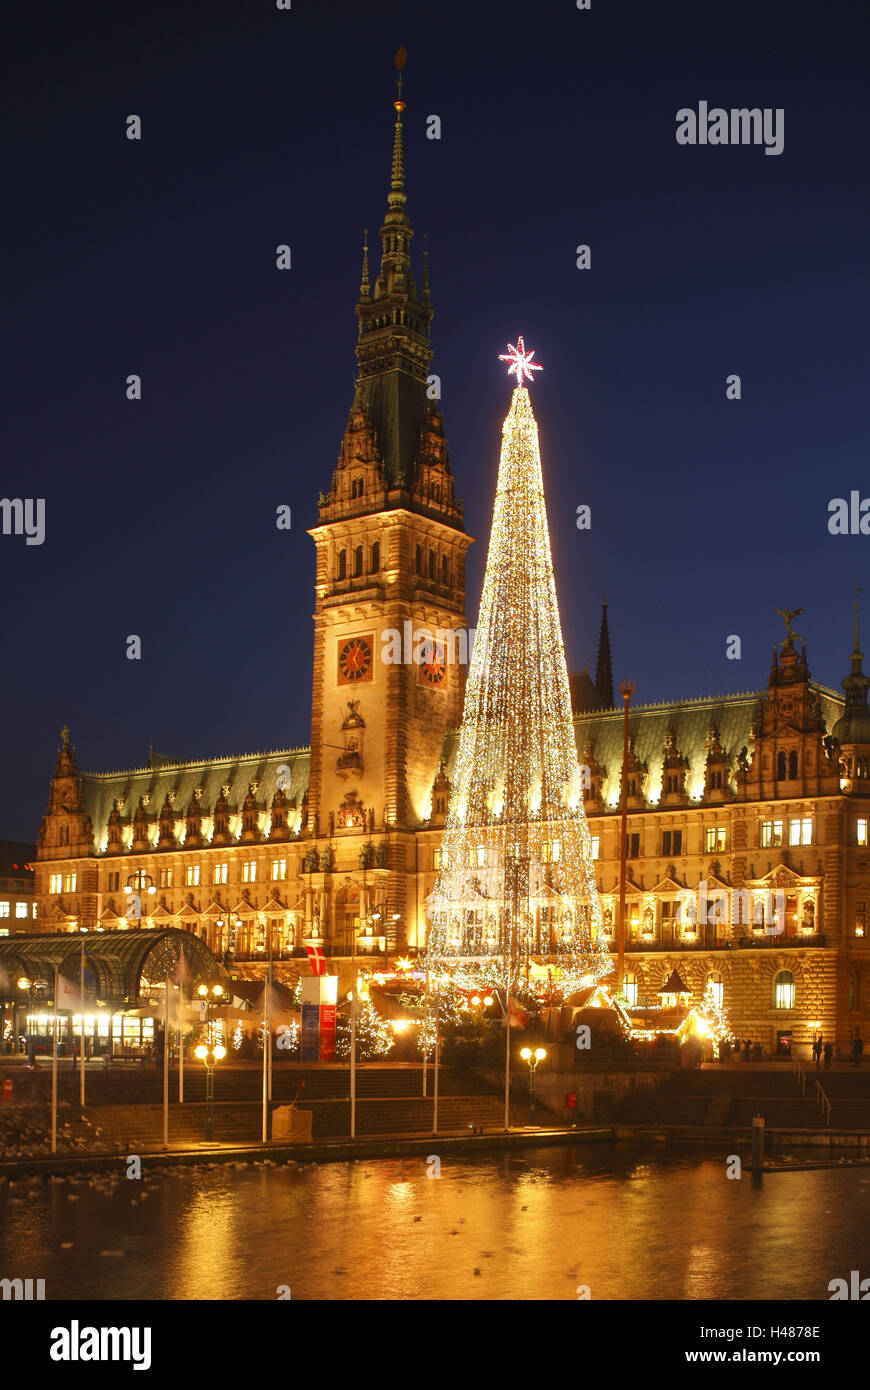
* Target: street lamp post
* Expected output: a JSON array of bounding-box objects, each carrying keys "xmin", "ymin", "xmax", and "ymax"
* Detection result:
[
  {"xmin": 520, "ymin": 1046, "xmax": 547, "ymax": 1126},
  {"xmin": 216, "ymin": 909, "xmax": 242, "ymax": 965},
  {"xmin": 16, "ymin": 977, "xmax": 38, "ymax": 1063},
  {"xmin": 194, "ymin": 1040, "xmax": 226, "ymax": 1141},
  {"xmin": 616, "ymin": 680, "xmax": 635, "ymax": 997},
  {"xmin": 123, "ymin": 869, "xmax": 156, "ymax": 927}
]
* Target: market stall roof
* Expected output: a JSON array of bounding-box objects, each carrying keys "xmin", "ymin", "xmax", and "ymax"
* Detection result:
[{"xmin": 658, "ymin": 968, "xmax": 691, "ymax": 996}]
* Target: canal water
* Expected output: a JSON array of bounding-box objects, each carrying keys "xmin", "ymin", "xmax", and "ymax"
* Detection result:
[{"xmin": 1, "ymin": 1143, "xmax": 866, "ymax": 1300}]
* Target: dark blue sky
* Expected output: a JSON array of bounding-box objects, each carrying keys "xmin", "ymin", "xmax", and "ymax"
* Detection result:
[{"xmin": 4, "ymin": 0, "xmax": 869, "ymax": 838}]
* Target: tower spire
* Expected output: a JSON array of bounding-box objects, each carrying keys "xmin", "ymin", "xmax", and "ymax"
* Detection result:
[
  {"xmin": 359, "ymin": 229, "xmax": 370, "ymax": 300},
  {"xmin": 595, "ymin": 598, "xmax": 614, "ymax": 709},
  {"xmin": 351, "ymin": 48, "xmax": 435, "ymax": 489}
]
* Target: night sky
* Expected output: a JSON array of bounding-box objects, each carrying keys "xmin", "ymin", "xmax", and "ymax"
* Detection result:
[{"xmin": 4, "ymin": 0, "xmax": 869, "ymax": 838}]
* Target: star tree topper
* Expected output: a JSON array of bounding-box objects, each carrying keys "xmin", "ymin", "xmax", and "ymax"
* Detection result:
[{"xmin": 498, "ymin": 336, "xmax": 543, "ymax": 387}]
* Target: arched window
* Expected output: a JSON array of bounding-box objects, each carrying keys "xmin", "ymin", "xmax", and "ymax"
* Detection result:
[
  {"xmin": 354, "ymin": 546, "xmax": 363, "ymax": 577},
  {"xmin": 337, "ymin": 549, "xmax": 346, "ymax": 580},
  {"xmin": 428, "ymin": 549, "xmax": 436, "ymax": 579},
  {"xmin": 707, "ymin": 972, "xmax": 724, "ymax": 1009},
  {"xmin": 777, "ymin": 751, "xmax": 787, "ymax": 780},
  {"xmin": 788, "ymin": 750, "xmax": 798, "ymax": 780},
  {"xmin": 622, "ymin": 972, "xmax": 638, "ymax": 1007},
  {"xmin": 774, "ymin": 970, "xmax": 795, "ymax": 1010},
  {"xmin": 369, "ymin": 541, "xmax": 380, "ymax": 573},
  {"xmin": 351, "ymin": 477, "xmax": 364, "ymax": 499},
  {"xmin": 415, "ymin": 545, "xmax": 422, "ymax": 575},
  {"xmin": 441, "ymin": 554, "xmax": 448, "ymax": 584}
]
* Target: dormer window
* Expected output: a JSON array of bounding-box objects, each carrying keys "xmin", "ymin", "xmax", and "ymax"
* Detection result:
[{"xmin": 351, "ymin": 477, "xmax": 364, "ymax": 499}]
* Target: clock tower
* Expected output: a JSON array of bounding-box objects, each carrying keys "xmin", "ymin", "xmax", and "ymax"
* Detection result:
[{"xmin": 306, "ymin": 63, "xmax": 472, "ymax": 946}]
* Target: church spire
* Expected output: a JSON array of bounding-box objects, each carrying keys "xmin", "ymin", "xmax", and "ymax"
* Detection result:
[
  {"xmin": 595, "ymin": 598, "xmax": 614, "ymax": 709},
  {"xmin": 352, "ymin": 49, "xmax": 434, "ymax": 489},
  {"xmin": 843, "ymin": 585, "xmax": 870, "ymax": 709},
  {"xmin": 359, "ymin": 229, "xmax": 370, "ymax": 301}
]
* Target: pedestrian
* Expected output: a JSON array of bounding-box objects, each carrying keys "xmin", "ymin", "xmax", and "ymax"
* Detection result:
[
  {"xmin": 812, "ymin": 1033, "xmax": 823, "ymax": 1069},
  {"xmin": 824, "ymin": 1041, "xmax": 833, "ymax": 1070},
  {"xmin": 743, "ymin": 1037, "xmax": 751, "ymax": 1063},
  {"xmin": 154, "ymin": 1023, "xmax": 165, "ymax": 1071},
  {"xmin": 852, "ymin": 1030, "xmax": 864, "ymax": 1067}
]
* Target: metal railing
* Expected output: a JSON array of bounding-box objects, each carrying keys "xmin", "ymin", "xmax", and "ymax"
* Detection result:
[{"xmin": 815, "ymin": 1080, "xmax": 832, "ymax": 1127}]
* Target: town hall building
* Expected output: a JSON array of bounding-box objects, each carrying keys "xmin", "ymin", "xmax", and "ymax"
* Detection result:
[{"xmin": 29, "ymin": 79, "xmax": 870, "ymax": 1056}]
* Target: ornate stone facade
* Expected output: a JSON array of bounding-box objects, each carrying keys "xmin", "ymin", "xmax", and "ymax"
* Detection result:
[{"xmin": 28, "ymin": 90, "xmax": 870, "ymax": 1056}]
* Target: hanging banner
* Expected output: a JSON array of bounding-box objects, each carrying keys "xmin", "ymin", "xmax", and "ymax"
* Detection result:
[
  {"xmin": 320, "ymin": 1004, "xmax": 336, "ymax": 1061},
  {"xmin": 301, "ymin": 1003, "xmax": 320, "ymax": 1062}
]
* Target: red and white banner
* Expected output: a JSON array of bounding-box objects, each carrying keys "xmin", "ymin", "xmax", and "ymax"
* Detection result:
[{"xmin": 305, "ymin": 945, "xmax": 326, "ymax": 976}]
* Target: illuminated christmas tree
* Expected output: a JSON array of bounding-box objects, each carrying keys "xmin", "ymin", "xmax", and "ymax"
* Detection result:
[
  {"xmin": 425, "ymin": 340, "xmax": 611, "ymax": 997},
  {"xmin": 336, "ymin": 998, "xmax": 394, "ymax": 1060}
]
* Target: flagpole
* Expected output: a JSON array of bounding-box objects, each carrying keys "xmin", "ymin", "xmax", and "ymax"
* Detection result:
[
  {"xmin": 422, "ymin": 965, "xmax": 428, "ymax": 1097},
  {"xmin": 178, "ymin": 948, "xmax": 184, "ymax": 1106},
  {"xmin": 162, "ymin": 971, "xmax": 169, "ymax": 1151},
  {"xmin": 433, "ymin": 1032, "xmax": 439, "ymax": 1135},
  {"xmin": 350, "ymin": 971, "xmax": 357, "ymax": 1139},
  {"xmin": 267, "ymin": 932, "xmax": 273, "ymax": 1102},
  {"xmin": 504, "ymin": 1001, "xmax": 511, "ymax": 1132},
  {"xmin": 79, "ymin": 939, "xmax": 85, "ymax": 1107},
  {"xmin": 51, "ymin": 967, "xmax": 58, "ymax": 1154},
  {"xmin": 261, "ymin": 973, "xmax": 268, "ymax": 1143}
]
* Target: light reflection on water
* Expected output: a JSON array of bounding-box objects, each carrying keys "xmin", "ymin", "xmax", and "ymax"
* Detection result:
[{"xmin": 1, "ymin": 1144, "xmax": 868, "ymax": 1301}]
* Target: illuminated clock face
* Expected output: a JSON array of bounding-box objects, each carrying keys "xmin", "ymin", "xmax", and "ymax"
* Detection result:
[
  {"xmin": 419, "ymin": 640, "xmax": 446, "ymax": 686},
  {"xmin": 338, "ymin": 636, "xmax": 373, "ymax": 684}
]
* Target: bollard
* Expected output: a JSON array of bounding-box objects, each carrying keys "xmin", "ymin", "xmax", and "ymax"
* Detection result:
[
  {"xmin": 751, "ymin": 1114, "xmax": 765, "ymax": 1172},
  {"xmin": 0, "ymin": 1077, "xmax": 12, "ymax": 1104}
]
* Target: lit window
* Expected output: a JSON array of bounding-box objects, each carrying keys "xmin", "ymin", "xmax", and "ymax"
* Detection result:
[
  {"xmin": 15, "ymin": 903, "xmax": 27, "ymax": 919},
  {"xmin": 761, "ymin": 820, "xmax": 783, "ymax": 848},
  {"xmin": 271, "ymin": 859, "xmax": 287, "ymax": 881},
  {"xmin": 774, "ymin": 970, "xmax": 795, "ymax": 1009},
  {"xmin": 622, "ymin": 972, "xmax": 638, "ymax": 1007},
  {"xmin": 591, "ymin": 836, "xmax": 600, "ymax": 860},
  {"xmin": 0, "ymin": 903, "xmax": 8, "ymax": 918},
  {"xmin": 476, "ymin": 846, "xmax": 486, "ymax": 868},
  {"xmin": 32, "ymin": 904, "xmax": 37, "ymax": 919},
  {"xmin": 158, "ymin": 868, "xmax": 173, "ymax": 888},
  {"xmin": 49, "ymin": 874, "xmax": 61, "ymax": 893},
  {"xmin": 789, "ymin": 818, "xmax": 812, "ymax": 847},
  {"xmin": 243, "ymin": 861, "xmax": 257, "ymax": 883},
  {"xmin": 858, "ymin": 819, "xmax": 868, "ymax": 847},
  {"xmin": 434, "ymin": 848, "xmax": 449, "ymax": 871},
  {"xmin": 213, "ymin": 863, "xmax": 228, "ymax": 885},
  {"xmin": 186, "ymin": 865, "xmax": 200, "ymax": 887},
  {"xmin": 705, "ymin": 827, "xmax": 726, "ymax": 853},
  {"xmin": 64, "ymin": 873, "xmax": 77, "ymax": 892},
  {"xmin": 856, "ymin": 902, "xmax": 867, "ymax": 939}
]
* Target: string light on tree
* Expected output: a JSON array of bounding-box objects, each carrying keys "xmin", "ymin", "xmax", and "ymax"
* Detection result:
[{"xmin": 425, "ymin": 340, "xmax": 611, "ymax": 998}]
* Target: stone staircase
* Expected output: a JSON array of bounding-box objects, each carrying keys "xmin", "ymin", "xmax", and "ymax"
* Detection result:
[{"xmin": 75, "ymin": 1093, "xmax": 525, "ymax": 1147}]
